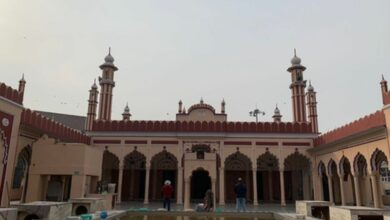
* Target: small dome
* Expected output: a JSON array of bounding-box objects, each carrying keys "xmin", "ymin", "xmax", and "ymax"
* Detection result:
[
  {"xmin": 104, "ymin": 53, "xmax": 114, "ymax": 64},
  {"xmin": 124, "ymin": 103, "xmax": 130, "ymax": 113},
  {"xmin": 274, "ymin": 106, "xmax": 280, "ymax": 115},
  {"xmin": 91, "ymin": 79, "xmax": 98, "ymax": 89},
  {"xmin": 291, "ymin": 55, "xmax": 301, "ymax": 65},
  {"xmin": 308, "ymin": 81, "xmax": 314, "ymax": 91}
]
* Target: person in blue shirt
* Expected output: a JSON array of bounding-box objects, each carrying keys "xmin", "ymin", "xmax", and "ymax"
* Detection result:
[{"xmin": 234, "ymin": 177, "xmax": 247, "ymax": 212}]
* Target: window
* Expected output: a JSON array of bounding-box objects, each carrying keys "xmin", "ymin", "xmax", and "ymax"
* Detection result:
[{"xmin": 380, "ymin": 161, "xmax": 390, "ymax": 182}]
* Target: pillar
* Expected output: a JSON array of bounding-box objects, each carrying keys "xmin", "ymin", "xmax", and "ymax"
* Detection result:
[
  {"xmin": 177, "ymin": 167, "xmax": 183, "ymax": 204},
  {"xmin": 219, "ymin": 167, "xmax": 225, "ymax": 205},
  {"xmin": 212, "ymin": 178, "xmax": 217, "ymax": 210},
  {"xmin": 280, "ymin": 169, "xmax": 286, "ymax": 206},
  {"xmin": 327, "ymin": 175, "xmax": 334, "ymax": 204},
  {"xmin": 117, "ymin": 164, "xmax": 124, "ymax": 203},
  {"xmin": 353, "ymin": 174, "xmax": 361, "ymax": 206},
  {"xmin": 370, "ymin": 172, "xmax": 380, "ymax": 208},
  {"xmin": 184, "ymin": 177, "xmax": 190, "ymax": 210},
  {"xmin": 268, "ymin": 171, "xmax": 273, "ymax": 201},
  {"xmin": 252, "ymin": 169, "xmax": 258, "ymax": 205},
  {"xmin": 339, "ymin": 174, "xmax": 346, "ymax": 206},
  {"xmin": 144, "ymin": 166, "xmax": 150, "ymax": 204}
]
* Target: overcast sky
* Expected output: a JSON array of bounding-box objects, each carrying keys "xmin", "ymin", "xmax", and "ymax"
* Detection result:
[{"xmin": 1, "ymin": 1, "xmax": 389, "ymax": 133}]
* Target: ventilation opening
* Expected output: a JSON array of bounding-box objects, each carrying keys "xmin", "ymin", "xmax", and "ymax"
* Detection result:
[
  {"xmin": 75, "ymin": 205, "xmax": 88, "ymax": 215},
  {"xmin": 24, "ymin": 214, "xmax": 40, "ymax": 220}
]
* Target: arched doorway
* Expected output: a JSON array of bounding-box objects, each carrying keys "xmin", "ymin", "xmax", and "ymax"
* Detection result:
[
  {"xmin": 224, "ymin": 151, "xmax": 252, "ymax": 202},
  {"xmin": 191, "ymin": 168, "xmax": 211, "ymax": 202},
  {"xmin": 150, "ymin": 150, "xmax": 178, "ymax": 201},
  {"xmin": 354, "ymin": 153, "xmax": 371, "ymax": 206},
  {"xmin": 257, "ymin": 151, "xmax": 279, "ymax": 202},
  {"xmin": 318, "ymin": 161, "xmax": 329, "ymax": 201},
  {"xmin": 12, "ymin": 145, "xmax": 32, "ymax": 202},
  {"xmin": 370, "ymin": 149, "xmax": 388, "ymax": 207},
  {"xmin": 339, "ymin": 156, "xmax": 356, "ymax": 205},
  {"xmin": 284, "ymin": 152, "xmax": 311, "ymax": 201},
  {"xmin": 122, "ymin": 150, "xmax": 146, "ymax": 201},
  {"xmin": 101, "ymin": 150, "xmax": 119, "ymax": 192},
  {"xmin": 328, "ymin": 159, "xmax": 341, "ymax": 205}
]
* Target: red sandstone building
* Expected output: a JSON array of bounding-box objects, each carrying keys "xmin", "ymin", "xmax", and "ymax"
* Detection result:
[{"xmin": 0, "ymin": 50, "xmax": 389, "ymax": 210}]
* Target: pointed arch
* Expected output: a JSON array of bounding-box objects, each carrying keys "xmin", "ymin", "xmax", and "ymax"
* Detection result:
[
  {"xmin": 353, "ymin": 153, "xmax": 367, "ymax": 175},
  {"xmin": 101, "ymin": 150, "xmax": 120, "ymax": 187},
  {"xmin": 370, "ymin": 148, "xmax": 388, "ymax": 172},
  {"xmin": 150, "ymin": 151, "xmax": 178, "ymax": 170},
  {"xmin": 123, "ymin": 150, "xmax": 146, "ymax": 170},
  {"xmin": 339, "ymin": 156, "xmax": 352, "ymax": 176},
  {"xmin": 284, "ymin": 152, "xmax": 311, "ymax": 171},
  {"xmin": 318, "ymin": 161, "xmax": 326, "ymax": 176},
  {"xmin": 257, "ymin": 151, "xmax": 279, "ymax": 171},
  {"xmin": 12, "ymin": 145, "xmax": 32, "ymax": 189},
  {"xmin": 225, "ymin": 151, "xmax": 252, "ymax": 170}
]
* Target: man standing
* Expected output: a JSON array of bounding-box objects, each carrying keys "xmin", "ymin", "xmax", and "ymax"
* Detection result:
[
  {"xmin": 234, "ymin": 177, "xmax": 247, "ymax": 212},
  {"xmin": 162, "ymin": 180, "xmax": 174, "ymax": 211}
]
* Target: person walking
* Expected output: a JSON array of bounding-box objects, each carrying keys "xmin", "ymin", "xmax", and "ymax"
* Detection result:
[
  {"xmin": 162, "ymin": 180, "xmax": 174, "ymax": 211},
  {"xmin": 234, "ymin": 177, "xmax": 247, "ymax": 212}
]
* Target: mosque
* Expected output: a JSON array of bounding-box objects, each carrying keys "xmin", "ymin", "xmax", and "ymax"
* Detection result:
[{"xmin": 0, "ymin": 49, "xmax": 389, "ymax": 211}]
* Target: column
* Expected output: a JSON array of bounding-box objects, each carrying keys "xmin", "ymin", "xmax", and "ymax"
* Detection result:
[
  {"xmin": 370, "ymin": 172, "xmax": 380, "ymax": 208},
  {"xmin": 327, "ymin": 175, "xmax": 334, "ymax": 204},
  {"xmin": 143, "ymin": 166, "xmax": 150, "ymax": 204},
  {"xmin": 339, "ymin": 174, "xmax": 346, "ymax": 206},
  {"xmin": 212, "ymin": 178, "xmax": 217, "ymax": 210},
  {"xmin": 268, "ymin": 171, "xmax": 273, "ymax": 201},
  {"xmin": 177, "ymin": 167, "xmax": 183, "ymax": 204},
  {"xmin": 117, "ymin": 164, "xmax": 124, "ymax": 203},
  {"xmin": 252, "ymin": 169, "xmax": 258, "ymax": 205},
  {"xmin": 353, "ymin": 174, "xmax": 361, "ymax": 206},
  {"xmin": 280, "ymin": 169, "xmax": 286, "ymax": 206},
  {"xmin": 219, "ymin": 167, "xmax": 225, "ymax": 205},
  {"xmin": 184, "ymin": 177, "xmax": 190, "ymax": 210}
]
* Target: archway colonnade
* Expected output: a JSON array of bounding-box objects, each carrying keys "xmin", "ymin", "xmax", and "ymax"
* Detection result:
[
  {"xmin": 101, "ymin": 146, "xmax": 312, "ymax": 206},
  {"xmin": 316, "ymin": 148, "xmax": 389, "ymax": 208}
]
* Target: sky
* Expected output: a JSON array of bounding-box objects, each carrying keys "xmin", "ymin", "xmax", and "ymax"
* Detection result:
[{"xmin": 1, "ymin": 1, "xmax": 389, "ymax": 133}]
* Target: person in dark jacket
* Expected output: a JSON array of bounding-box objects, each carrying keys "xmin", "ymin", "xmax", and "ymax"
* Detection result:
[
  {"xmin": 162, "ymin": 180, "xmax": 174, "ymax": 211},
  {"xmin": 234, "ymin": 177, "xmax": 247, "ymax": 212}
]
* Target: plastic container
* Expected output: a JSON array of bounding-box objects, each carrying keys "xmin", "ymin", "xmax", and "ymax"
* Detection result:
[{"xmin": 80, "ymin": 214, "xmax": 93, "ymax": 220}]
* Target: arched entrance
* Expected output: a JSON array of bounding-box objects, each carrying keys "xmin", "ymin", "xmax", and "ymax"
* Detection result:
[
  {"xmin": 191, "ymin": 168, "xmax": 211, "ymax": 202},
  {"xmin": 122, "ymin": 150, "xmax": 146, "ymax": 201},
  {"xmin": 370, "ymin": 149, "xmax": 388, "ymax": 208},
  {"xmin": 257, "ymin": 151, "xmax": 279, "ymax": 202},
  {"xmin": 224, "ymin": 151, "xmax": 252, "ymax": 202},
  {"xmin": 339, "ymin": 156, "xmax": 356, "ymax": 205},
  {"xmin": 328, "ymin": 159, "xmax": 341, "ymax": 205},
  {"xmin": 318, "ymin": 161, "xmax": 329, "ymax": 201},
  {"xmin": 150, "ymin": 150, "xmax": 178, "ymax": 201},
  {"xmin": 12, "ymin": 145, "xmax": 32, "ymax": 202},
  {"xmin": 284, "ymin": 152, "xmax": 311, "ymax": 201},
  {"xmin": 101, "ymin": 150, "xmax": 119, "ymax": 192},
  {"xmin": 354, "ymin": 153, "xmax": 371, "ymax": 206}
]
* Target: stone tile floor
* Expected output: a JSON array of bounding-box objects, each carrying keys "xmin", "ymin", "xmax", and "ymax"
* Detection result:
[{"xmin": 116, "ymin": 202, "xmax": 296, "ymax": 213}]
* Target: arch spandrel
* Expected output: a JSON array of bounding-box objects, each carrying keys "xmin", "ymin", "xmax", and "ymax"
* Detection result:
[
  {"xmin": 123, "ymin": 150, "xmax": 146, "ymax": 170},
  {"xmin": 150, "ymin": 151, "xmax": 178, "ymax": 170},
  {"xmin": 257, "ymin": 151, "xmax": 279, "ymax": 171},
  {"xmin": 224, "ymin": 151, "xmax": 252, "ymax": 171},
  {"xmin": 283, "ymin": 151, "xmax": 311, "ymax": 171}
]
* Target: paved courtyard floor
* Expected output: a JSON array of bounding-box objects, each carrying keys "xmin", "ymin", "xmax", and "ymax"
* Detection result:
[{"xmin": 116, "ymin": 202, "xmax": 296, "ymax": 213}]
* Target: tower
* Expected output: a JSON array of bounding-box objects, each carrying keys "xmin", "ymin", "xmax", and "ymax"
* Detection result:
[
  {"xmin": 287, "ymin": 49, "xmax": 307, "ymax": 123},
  {"xmin": 18, "ymin": 74, "xmax": 26, "ymax": 103},
  {"xmin": 380, "ymin": 75, "xmax": 389, "ymax": 105},
  {"xmin": 221, "ymin": 99, "xmax": 226, "ymax": 114},
  {"xmin": 85, "ymin": 80, "xmax": 99, "ymax": 131},
  {"xmin": 98, "ymin": 48, "xmax": 118, "ymax": 121},
  {"xmin": 122, "ymin": 103, "xmax": 131, "ymax": 121},
  {"xmin": 306, "ymin": 82, "xmax": 319, "ymax": 133},
  {"xmin": 272, "ymin": 105, "xmax": 282, "ymax": 123}
]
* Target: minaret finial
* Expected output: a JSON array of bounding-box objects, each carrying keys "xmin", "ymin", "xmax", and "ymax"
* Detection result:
[
  {"xmin": 22, "ymin": 73, "xmax": 25, "ymax": 80},
  {"xmin": 109, "ymin": 47, "xmax": 111, "ymax": 55},
  {"xmin": 294, "ymin": 48, "xmax": 296, "ymax": 57},
  {"xmin": 382, "ymin": 74, "xmax": 385, "ymax": 81}
]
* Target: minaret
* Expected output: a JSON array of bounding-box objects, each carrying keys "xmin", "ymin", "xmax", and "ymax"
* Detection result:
[
  {"xmin": 221, "ymin": 99, "xmax": 226, "ymax": 114},
  {"xmin": 122, "ymin": 103, "xmax": 131, "ymax": 121},
  {"xmin": 287, "ymin": 49, "xmax": 307, "ymax": 123},
  {"xmin": 18, "ymin": 74, "xmax": 26, "ymax": 103},
  {"xmin": 178, "ymin": 100, "xmax": 183, "ymax": 113},
  {"xmin": 272, "ymin": 105, "xmax": 282, "ymax": 123},
  {"xmin": 381, "ymin": 75, "xmax": 388, "ymax": 105},
  {"xmin": 306, "ymin": 82, "xmax": 319, "ymax": 133},
  {"xmin": 98, "ymin": 48, "xmax": 118, "ymax": 121},
  {"xmin": 85, "ymin": 80, "xmax": 99, "ymax": 131}
]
